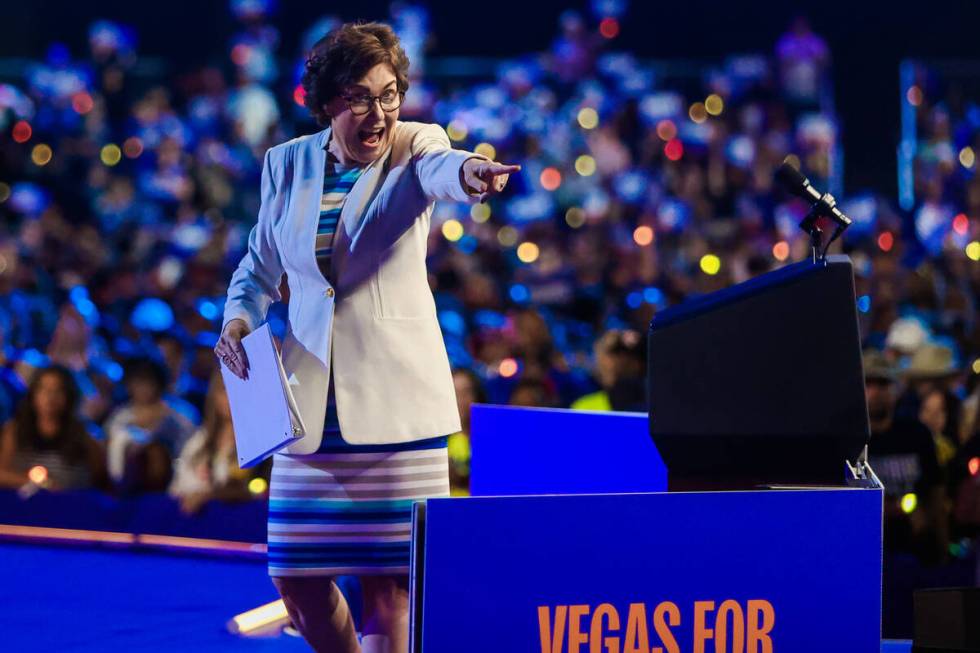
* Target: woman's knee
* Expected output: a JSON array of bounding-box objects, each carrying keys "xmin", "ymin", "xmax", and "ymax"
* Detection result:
[{"xmin": 361, "ymin": 575, "xmax": 409, "ymax": 615}]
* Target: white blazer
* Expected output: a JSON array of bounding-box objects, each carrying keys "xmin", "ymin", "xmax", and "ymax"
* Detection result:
[{"xmin": 221, "ymin": 121, "xmax": 481, "ymax": 451}]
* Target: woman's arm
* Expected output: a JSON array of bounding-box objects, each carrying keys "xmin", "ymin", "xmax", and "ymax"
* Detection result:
[
  {"xmin": 222, "ymin": 147, "xmax": 287, "ymax": 334},
  {"xmin": 412, "ymin": 124, "xmax": 519, "ymax": 204},
  {"xmin": 0, "ymin": 422, "xmax": 28, "ymax": 488}
]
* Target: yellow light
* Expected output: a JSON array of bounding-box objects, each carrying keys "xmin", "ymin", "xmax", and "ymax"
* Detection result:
[
  {"xmin": 0, "ymin": 182, "xmax": 9, "ymax": 204},
  {"xmin": 248, "ymin": 478, "xmax": 268, "ymax": 495},
  {"xmin": 447, "ymin": 120, "xmax": 468, "ymax": 142},
  {"xmin": 227, "ymin": 599, "xmax": 290, "ymax": 636},
  {"xmin": 442, "ymin": 219, "xmax": 464, "ymax": 242},
  {"xmin": 689, "ymin": 102, "xmax": 707, "ymax": 124},
  {"xmin": 705, "ymin": 94, "xmax": 724, "ymax": 116},
  {"xmin": 28, "ymin": 465, "xmax": 48, "ymax": 485},
  {"xmin": 498, "ymin": 358, "xmax": 518, "ymax": 377},
  {"xmin": 474, "ymin": 142, "xmax": 496, "ymax": 161},
  {"xmin": 470, "ymin": 203, "xmax": 491, "ymax": 223},
  {"xmin": 100, "ymin": 143, "xmax": 122, "ymax": 166},
  {"xmin": 633, "ymin": 225, "xmax": 654, "ymax": 246},
  {"xmin": 575, "ymin": 154, "xmax": 596, "ymax": 176},
  {"xmin": 700, "ymin": 254, "xmax": 721, "ymax": 275},
  {"xmin": 517, "ymin": 241, "xmax": 540, "ymax": 263},
  {"xmin": 577, "ymin": 107, "xmax": 599, "ymax": 130},
  {"xmin": 772, "ymin": 241, "xmax": 790, "ymax": 261},
  {"xmin": 565, "ymin": 207, "xmax": 585, "ymax": 228},
  {"xmin": 966, "ymin": 241, "xmax": 980, "ymax": 261},
  {"xmin": 900, "ymin": 493, "xmax": 917, "ymax": 514},
  {"xmin": 960, "ymin": 147, "xmax": 976, "ymax": 169},
  {"xmin": 31, "ymin": 144, "xmax": 52, "ymax": 166},
  {"xmin": 972, "ymin": 358, "xmax": 980, "ymax": 375},
  {"xmin": 497, "ymin": 226, "xmax": 518, "ymax": 247}
]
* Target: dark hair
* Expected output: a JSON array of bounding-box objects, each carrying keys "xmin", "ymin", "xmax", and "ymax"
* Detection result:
[
  {"xmin": 301, "ymin": 21, "xmax": 410, "ymax": 126},
  {"xmin": 12, "ymin": 365, "xmax": 89, "ymax": 463},
  {"xmin": 122, "ymin": 357, "xmax": 170, "ymax": 397}
]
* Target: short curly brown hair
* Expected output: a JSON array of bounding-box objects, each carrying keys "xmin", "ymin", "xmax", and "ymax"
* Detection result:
[{"xmin": 301, "ymin": 22, "xmax": 411, "ymax": 126}]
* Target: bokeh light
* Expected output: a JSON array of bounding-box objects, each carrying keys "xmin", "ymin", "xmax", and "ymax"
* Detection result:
[
  {"xmin": 877, "ymin": 232, "xmax": 894, "ymax": 252},
  {"xmin": 900, "ymin": 493, "xmax": 917, "ymax": 514},
  {"xmin": 565, "ymin": 207, "xmax": 585, "ymax": 228},
  {"xmin": 474, "ymin": 142, "xmax": 496, "ymax": 160},
  {"xmin": 100, "ymin": 144, "xmax": 122, "ymax": 166},
  {"xmin": 447, "ymin": 120, "xmax": 468, "ymax": 141},
  {"xmin": 960, "ymin": 147, "xmax": 976, "ymax": 169},
  {"xmin": 292, "ymin": 84, "xmax": 305, "ymax": 107},
  {"xmin": 497, "ymin": 226, "xmax": 518, "ymax": 247},
  {"xmin": 599, "ymin": 17, "xmax": 620, "ymax": 39},
  {"xmin": 633, "ymin": 225, "xmax": 654, "ymax": 246},
  {"xmin": 664, "ymin": 139, "xmax": 684, "ymax": 161},
  {"xmin": 441, "ymin": 219, "xmax": 464, "ymax": 241},
  {"xmin": 575, "ymin": 154, "xmax": 596, "ymax": 176},
  {"xmin": 12, "ymin": 120, "xmax": 32, "ymax": 143},
  {"xmin": 969, "ymin": 456, "xmax": 980, "ymax": 476},
  {"xmin": 705, "ymin": 94, "xmax": 724, "ymax": 116},
  {"xmin": 123, "ymin": 136, "xmax": 143, "ymax": 159},
  {"xmin": 689, "ymin": 102, "xmax": 707, "ymax": 123},
  {"xmin": 31, "ymin": 144, "xmax": 52, "ymax": 166},
  {"xmin": 72, "ymin": 92, "xmax": 94, "ymax": 114},
  {"xmin": 953, "ymin": 213, "xmax": 969, "ymax": 235},
  {"xmin": 772, "ymin": 241, "xmax": 790, "ymax": 261},
  {"xmin": 906, "ymin": 85, "xmax": 923, "ymax": 106},
  {"xmin": 973, "ymin": 359, "xmax": 980, "ymax": 375},
  {"xmin": 470, "ymin": 203, "xmax": 491, "ymax": 223},
  {"xmin": 248, "ymin": 478, "xmax": 268, "ymax": 495},
  {"xmin": 28, "ymin": 465, "xmax": 48, "ymax": 485},
  {"xmin": 577, "ymin": 107, "xmax": 599, "ymax": 130},
  {"xmin": 517, "ymin": 241, "xmax": 540, "ymax": 263},
  {"xmin": 700, "ymin": 254, "xmax": 721, "ymax": 275},
  {"xmin": 499, "ymin": 358, "xmax": 518, "ymax": 377},
  {"xmin": 656, "ymin": 119, "xmax": 677, "ymax": 141},
  {"xmin": 966, "ymin": 241, "xmax": 980, "ymax": 261},
  {"xmin": 540, "ymin": 167, "xmax": 562, "ymax": 190},
  {"xmin": 857, "ymin": 295, "xmax": 872, "ymax": 313}
]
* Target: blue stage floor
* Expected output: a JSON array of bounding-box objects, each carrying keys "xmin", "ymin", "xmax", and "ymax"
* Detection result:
[{"xmin": 0, "ymin": 542, "xmax": 308, "ymax": 652}]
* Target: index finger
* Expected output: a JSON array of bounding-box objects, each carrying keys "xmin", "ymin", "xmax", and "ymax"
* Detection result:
[{"xmin": 486, "ymin": 163, "xmax": 521, "ymax": 175}]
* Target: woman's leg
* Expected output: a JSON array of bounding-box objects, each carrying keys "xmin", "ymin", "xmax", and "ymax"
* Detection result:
[
  {"xmin": 272, "ymin": 576, "xmax": 360, "ymax": 653},
  {"xmin": 359, "ymin": 574, "xmax": 410, "ymax": 653}
]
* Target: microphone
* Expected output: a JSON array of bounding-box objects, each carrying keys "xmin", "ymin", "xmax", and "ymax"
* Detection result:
[{"xmin": 775, "ymin": 162, "xmax": 852, "ymax": 226}]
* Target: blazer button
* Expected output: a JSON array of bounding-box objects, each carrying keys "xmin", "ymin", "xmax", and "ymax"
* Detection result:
[{"xmin": 325, "ymin": 288, "xmax": 335, "ymax": 298}]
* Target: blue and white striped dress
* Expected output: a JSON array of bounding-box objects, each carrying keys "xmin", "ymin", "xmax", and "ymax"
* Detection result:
[{"xmin": 267, "ymin": 156, "xmax": 451, "ymax": 577}]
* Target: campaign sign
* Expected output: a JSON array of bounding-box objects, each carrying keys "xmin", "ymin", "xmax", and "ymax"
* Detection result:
[{"xmin": 412, "ymin": 488, "xmax": 882, "ymax": 653}]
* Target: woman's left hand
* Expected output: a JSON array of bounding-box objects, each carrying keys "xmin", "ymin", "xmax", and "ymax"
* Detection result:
[{"xmin": 461, "ymin": 158, "xmax": 521, "ymax": 203}]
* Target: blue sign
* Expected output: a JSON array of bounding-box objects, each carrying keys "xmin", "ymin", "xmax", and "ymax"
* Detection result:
[{"xmin": 413, "ymin": 488, "xmax": 882, "ymax": 653}]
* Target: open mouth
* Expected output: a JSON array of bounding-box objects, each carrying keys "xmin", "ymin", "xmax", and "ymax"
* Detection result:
[{"xmin": 358, "ymin": 126, "xmax": 385, "ymax": 147}]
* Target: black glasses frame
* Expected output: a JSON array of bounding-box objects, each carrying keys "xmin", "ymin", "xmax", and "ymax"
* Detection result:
[{"xmin": 342, "ymin": 90, "xmax": 405, "ymax": 116}]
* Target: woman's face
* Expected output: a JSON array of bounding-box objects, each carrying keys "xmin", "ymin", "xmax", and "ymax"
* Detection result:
[
  {"xmin": 326, "ymin": 63, "xmax": 400, "ymax": 165},
  {"xmin": 32, "ymin": 372, "xmax": 68, "ymax": 420}
]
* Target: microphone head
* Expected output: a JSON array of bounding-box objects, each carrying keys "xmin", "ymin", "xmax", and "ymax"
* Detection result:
[{"xmin": 775, "ymin": 161, "xmax": 811, "ymax": 199}]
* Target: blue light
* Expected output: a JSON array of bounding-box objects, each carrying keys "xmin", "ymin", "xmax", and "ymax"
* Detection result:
[
  {"xmin": 104, "ymin": 361, "xmax": 123, "ymax": 382},
  {"xmin": 456, "ymin": 235, "xmax": 478, "ymax": 254},
  {"xmin": 131, "ymin": 298, "xmax": 174, "ymax": 332},
  {"xmin": 69, "ymin": 286, "xmax": 89, "ymax": 302},
  {"xmin": 857, "ymin": 295, "xmax": 872, "ymax": 313},
  {"xmin": 626, "ymin": 292, "xmax": 643, "ymax": 309},
  {"xmin": 509, "ymin": 284, "xmax": 530, "ymax": 303},
  {"xmin": 197, "ymin": 299, "xmax": 219, "ymax": 321},
  {"xmin": 643, "ymin": 287, "xmax": 664, "ymax": 305},
  {"xmin": 438, "ymin": 310, "xmax": 466, "ymax": 337}
]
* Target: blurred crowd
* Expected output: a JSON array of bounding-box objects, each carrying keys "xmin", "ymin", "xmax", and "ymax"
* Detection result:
[{"xmin": 0, "ymin": 0, "xmax": 977, "ymax": 564}]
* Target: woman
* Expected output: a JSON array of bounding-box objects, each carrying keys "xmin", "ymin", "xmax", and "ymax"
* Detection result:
[
  {"xmin": 104, "ymin": 357, "xmax": 194, "ymax": 494},
  {"xmin": 169, "ymin": 369, "xmax": 269, "ymax": 514},
  {"xmin": 0, "ymin": 365, "xmax": 106, "ymax": 490},
  {"xmin": 213, "ymin": 22, "xmax": 518, "ymax": 653}
]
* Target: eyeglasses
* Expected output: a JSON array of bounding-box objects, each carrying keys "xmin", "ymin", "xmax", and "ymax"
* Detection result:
[{"xmin": 342, "ymin": 89, "xmax": 404, "ymax": 116}]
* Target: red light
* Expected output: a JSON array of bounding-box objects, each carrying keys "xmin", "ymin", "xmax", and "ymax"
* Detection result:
[
  {"xmin": 293, "ymin": 84, "xmax": 306, "ymax": 107},
  {"xmin": 664, "ymin": 139, "xmax": 684, "ymax": 161},
  {"xmin": 231, "ymin": 44, "xmax": 250, "ymax": 66},
  {"xmin": 540, "ymin": 167, "xmax": 562, "ymax": 191},
  {"xmin": 12, "ymin": 120, "xmax": 31, "ymax": 143},
  {"xmin": 969, "ymin": 457, "xmax": 980, "ymax": 477},
  {"xmin": 953, "ymin": 213, "xmax": 969, "ymax": 235},
  {"xmin": 599, "ymin": 17, "xmax": 620, "ymax": 39},
  {"xmin": 123, "ymin": 136, "xmax": 143, "ymax": 159},
  {"xmin": 72, "ymin": 92, "xmax": 94, "ymax": 115},
  {"xmin": 877, "ymin": 232, "xmax": 894, "ymax": 252}
]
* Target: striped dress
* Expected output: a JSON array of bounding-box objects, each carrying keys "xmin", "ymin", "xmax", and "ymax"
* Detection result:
[{"xmin": 266, "ymin": 156, "xmax": 451, "ymax": 578}]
